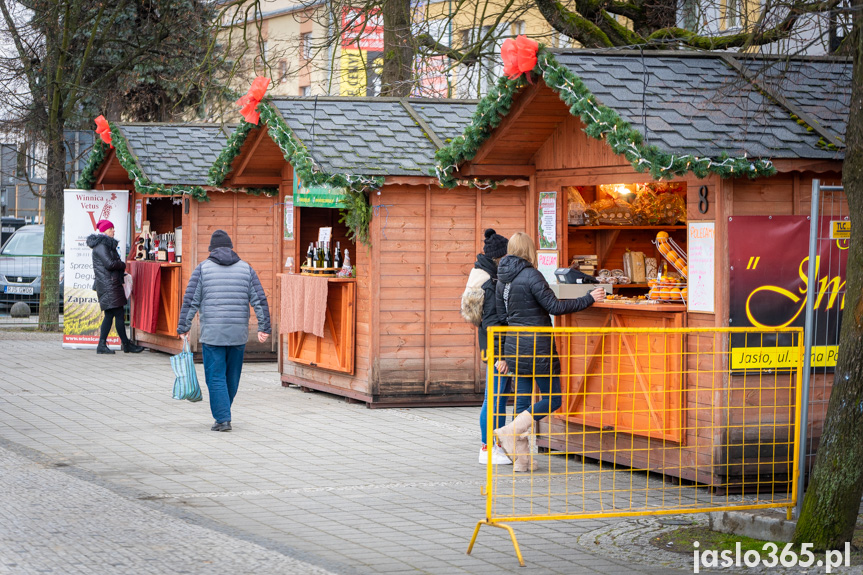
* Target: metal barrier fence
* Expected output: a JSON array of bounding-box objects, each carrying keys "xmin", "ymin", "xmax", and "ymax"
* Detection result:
[
  {"xmin": 470, "ymin": 326, "xmax": 803, "ymax": 566},
  {"xmin": 0, "ymin": 253, "xmax": 64, "ymax": 330}
]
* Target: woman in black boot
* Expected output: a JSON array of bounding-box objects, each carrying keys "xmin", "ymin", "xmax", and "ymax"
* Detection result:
[{"xmin": 87, "ymin": 220, "xmax": 143, "ymax": 354}]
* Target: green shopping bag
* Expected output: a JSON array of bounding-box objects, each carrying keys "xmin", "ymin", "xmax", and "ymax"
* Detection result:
[{"xmin": 171, "ymin": 339, "xmax": 202, "ymax": 402}]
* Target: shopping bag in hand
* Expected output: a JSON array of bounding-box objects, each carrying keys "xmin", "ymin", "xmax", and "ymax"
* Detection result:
[{"xmin": 170, "ymin": 339, "xmax": 202, "ymax": 402}]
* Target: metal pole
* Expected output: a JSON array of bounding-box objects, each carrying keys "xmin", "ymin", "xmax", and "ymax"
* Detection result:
[{"xmin": 795, "ymin": 179, "xmax": 820, "ymax": 518}]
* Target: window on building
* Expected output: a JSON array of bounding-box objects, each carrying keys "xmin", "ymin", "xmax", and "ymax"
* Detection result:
[
  {"xmin": 680, "ymin": 0, "xmax": 702, "ymax": 31},
  {"xmin": 722, "ymin": 0, "xmax": 741, "ymax": 29},
  {"xmin": 302, "ymin": 32, "xmax": 312, "ymax": 60},
  {"xmin": 278, "ymin": 60, "xmax": 288, "ymax": 82},
  {"xmin": 300, "ymin": 85, "xmax": 311, "ymax": 96}
]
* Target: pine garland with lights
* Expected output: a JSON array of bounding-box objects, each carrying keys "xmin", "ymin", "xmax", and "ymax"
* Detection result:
[
  {"xmin": 75, "ymin": 140, "xmax": 110, "ymax": 189},
  {"xmin": 108, "ymin": 123, "xmax": 210, "ymax": 201},
  {"xmin": 435, "ymin": 49, "xmax": 776, "ymax": 188},
  {"xmin": 208, "ymin": 120, "xmax": 255, "ymax": 187}
]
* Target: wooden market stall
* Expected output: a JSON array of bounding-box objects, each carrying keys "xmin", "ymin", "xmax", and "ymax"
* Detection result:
[
  {"xmin": 80, "ymin": 122, "xmax": 281, "ymax": 359},
  {"xmin": 217, "ymin": 96, "xmax": 531, "ymax": 406},
  {"xmin": 439, "ymin": 49, "xmax": 850, "ymax": 487}
]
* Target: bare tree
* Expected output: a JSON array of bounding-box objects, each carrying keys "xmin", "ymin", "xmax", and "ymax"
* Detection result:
[{"xmin": 0, "ymin": 0, "xmax": 226, "ymax": 330}]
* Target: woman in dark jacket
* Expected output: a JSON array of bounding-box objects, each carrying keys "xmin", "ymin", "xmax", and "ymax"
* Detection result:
[
  {"xmin": 463, "ymin": 229, "xmax": 512, "ymax": 465},
  {"xmin": 493, "ymin": 232, "xmax": 605, "ymax": 471},
  {"xmin": 87, "ymin": 219, "xmax": 143, "ymax": 355}
]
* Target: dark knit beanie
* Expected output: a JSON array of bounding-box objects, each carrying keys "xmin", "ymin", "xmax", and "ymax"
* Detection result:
[
  {"xmin": 208, "ymin": 230, "xmax": 233, "ymax": 251},
  {"xmin": 483, "ymin": 228, "xmax": 508, "ymax": 259}
]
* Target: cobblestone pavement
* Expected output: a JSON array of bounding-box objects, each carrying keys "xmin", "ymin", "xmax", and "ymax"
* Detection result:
[{"xmin": 1, "ymin": 331, "xmax": 854, "ymax": 574}]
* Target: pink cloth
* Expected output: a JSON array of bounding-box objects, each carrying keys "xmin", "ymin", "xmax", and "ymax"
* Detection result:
[{"xmin": 280, "ymin": 274, "xmax": 329, "ymax": 338}]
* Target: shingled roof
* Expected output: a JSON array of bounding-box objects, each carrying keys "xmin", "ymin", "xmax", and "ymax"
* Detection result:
[
  {"xmin": 118, "ymin": 124, "xmax": 232, "ymax": 185},
  {"xmin": 549, "ymin": 51, "xmax": 849, "ymax": 160},
  {"xmin": 269, "ymin": 97, "xmax": 477, "ymax": 177}
]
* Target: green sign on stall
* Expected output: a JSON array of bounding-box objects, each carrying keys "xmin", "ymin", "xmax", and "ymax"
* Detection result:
[{"xmin": 293, "ymin": 172, "xmax": 346, "ymax": 209}]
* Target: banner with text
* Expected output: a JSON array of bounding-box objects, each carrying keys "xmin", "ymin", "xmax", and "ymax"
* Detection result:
[
  {"xmin": 293, "ymin": 172, "xmax": 346, "ymax": 209},
  {"xmin": 728, "ymin": 215, "xmax": 847, "ymax": 370},
  {"xmin": 63, "ymin": 189, "xmax": 129, "ymax": 349}
]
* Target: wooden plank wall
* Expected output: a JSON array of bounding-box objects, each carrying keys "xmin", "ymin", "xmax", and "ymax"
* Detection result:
[
  {"xmin": 195, "ymin": 191, "xmax": 278, "ymax": 352},
  {"xmin": 367, "ymin": 183, "xmax": 529, "ymax": 400},
  {"xmin": 534, "ymin": 114, "xmax": 630, "ymax": 172}
]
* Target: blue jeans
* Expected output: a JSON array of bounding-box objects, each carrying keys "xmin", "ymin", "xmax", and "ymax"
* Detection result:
[
  {"xmin": 514, "ymin": 374, "xmax": 562, "ymax": 421},
  {"xmin": 201, "ymin": 344, "xmax": 246, "ymax": 423},
  {"xmin": 479, "ymin": 365, "xmax": 511, "ymax": 445}
]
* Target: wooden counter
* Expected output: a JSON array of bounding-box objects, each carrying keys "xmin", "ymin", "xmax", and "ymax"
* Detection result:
[
  {"xmin": 556, "ymin": 302, "xmax": 687, "ymax": 444},
  {"xmin": 282, "ymin": 275, "xmax": 356, "ymax": 375}
]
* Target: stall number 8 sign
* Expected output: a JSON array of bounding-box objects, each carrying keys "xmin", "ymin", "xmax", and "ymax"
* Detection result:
[{"xmin": 698, "ymin": 186, "xmax": 709, "ymax": 214}]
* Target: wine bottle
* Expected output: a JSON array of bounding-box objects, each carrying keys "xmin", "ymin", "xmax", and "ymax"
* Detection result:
[
  {"xmin": 324, "ymin": 242, "xmax": 332, "ymax": 269},
  {"xmin": 306, "ymin": 242, "xmax": 314, "ymax": 268},
  {"xmin": 167, "ymin": 234, "xmax": 175, "ymax": 262},
  {"xmin": 334, "ymin": 241, "xmax": 341, "ymax": 269},
  {"xmin": 317, "ymin": 242, "xmax": 325, "ymax": 268},
  {"xmin": 148, "ymin": 233, "xmax": 156, "ymax": 260}
]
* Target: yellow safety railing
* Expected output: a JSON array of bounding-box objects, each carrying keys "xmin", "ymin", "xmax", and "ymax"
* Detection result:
[{"xmin": 469, "ymin": 326, "xmax": 803, "ymax": 566}]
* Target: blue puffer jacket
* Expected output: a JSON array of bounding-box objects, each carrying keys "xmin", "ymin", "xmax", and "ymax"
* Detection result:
[{"xmin": 177, "ymin": 247, "xmax": 271, "ymax": 345}]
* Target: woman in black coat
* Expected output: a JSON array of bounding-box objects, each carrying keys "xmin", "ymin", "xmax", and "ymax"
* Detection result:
[
  {"xmin": 87, "ymin": 219, "xmax": 142, "ymax": 355},
  {"xmin": 493, "ymin": 232, "xmax": 605, "ymax": 471}
]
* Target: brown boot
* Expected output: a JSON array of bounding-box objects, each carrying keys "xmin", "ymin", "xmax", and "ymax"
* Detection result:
[{"xmin": 494, "ymin": 411, "xmax": 534, "ymax": 461}]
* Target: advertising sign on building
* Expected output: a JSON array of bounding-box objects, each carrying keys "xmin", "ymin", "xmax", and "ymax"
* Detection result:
[
  {"xmin": 340, "ymin": 7, "xmax": 384, "ymax": 97},
  {"xmin": 728, "ymin": 215, "xmax": 848, "ymax": 370},
  {"xmin": 62, "ymin": 189, "xmax": 129, "ymax": 349},
  {"xmin": 538, "ymin": 191, "xmax": 557, "ymax": 250}
]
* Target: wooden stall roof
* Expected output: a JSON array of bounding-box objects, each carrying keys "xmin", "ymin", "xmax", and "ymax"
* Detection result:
[
  {"xmin": 223, "ymin": 97, "xmax": 479, "ymax": 184},
  {"xmin": 84, "ymin": 123, "xmax": 233, "ymax": 188},
  {"xmin": 447, "ymin": 50, "xmax": 850, "ymax": 179}
]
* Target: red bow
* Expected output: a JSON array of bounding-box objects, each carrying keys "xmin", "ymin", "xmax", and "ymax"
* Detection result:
[
  {"xmin": 94, "ymin": 115, "xmax": 112, "ymax": 147},
  {"xmin": 501, "ymin": 35, "xmax": 539, "ymax": 79},
  {"xmin": 235, "ymin": 76, "xmax": 271, "ymax": 125}
]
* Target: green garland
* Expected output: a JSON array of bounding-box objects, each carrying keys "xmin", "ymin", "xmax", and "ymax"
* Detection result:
[
  {"xmin": 75, "ymin": 139, "xmax": 110, "ymax": 189},
  {"xmin": 108, "ymin": 123, "xmax": 210, "ymax": 201},
  {"xmin": 76, "ymin": 121, "xmax": 277, "ymax": 200},
  {"xmin": 435, "ymin": 49, "xmax": 776, "ymax": 188},
  {"xmin": 208, "ymin": 100, "xmax": 382, "ymax": 245},
  {"xmin": 208, "ymin": 119, "xmax": 255, "ymax": 187}
]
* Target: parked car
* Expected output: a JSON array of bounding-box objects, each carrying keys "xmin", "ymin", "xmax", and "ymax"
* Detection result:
[
  {"xmin": 1, "ymin": 217, "xmax": 27, "ymax": 246},
  {"xmin": 0, "ymin": 225, "xmax": 64, "ymax": 309}
]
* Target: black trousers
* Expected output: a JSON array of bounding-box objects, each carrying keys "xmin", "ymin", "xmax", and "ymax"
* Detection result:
[{"xmin": 99, "ymin": 307, "xmax": 130, "ymax": 344}]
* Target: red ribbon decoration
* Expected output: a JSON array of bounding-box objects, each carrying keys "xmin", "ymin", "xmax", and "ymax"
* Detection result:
[
  {"xmin": 235, "ymin": 76, "xmax": 271, "ymax": 125},
  {"xmin": 501, "ymin": 35, "xmax": 539, "ymax": 80},
  {"xmin": 94, "ymin": 115, "xmax": 112, "ymax": 148}
]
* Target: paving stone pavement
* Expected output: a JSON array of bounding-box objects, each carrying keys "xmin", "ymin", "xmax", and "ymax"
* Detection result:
[{"xmin": 1, "ymin": 331, "xmax": 852, "ymax": 574}]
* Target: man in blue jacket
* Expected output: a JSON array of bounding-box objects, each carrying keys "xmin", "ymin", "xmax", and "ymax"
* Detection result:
[{"xmin": 177, "ymin": 230, "xmax": 271, "ymax": 432}]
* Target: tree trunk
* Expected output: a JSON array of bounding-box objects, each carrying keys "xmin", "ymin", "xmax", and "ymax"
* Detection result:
[
  {"xmin": 793, "ymin": 6, "xmax": 863, "ymax": 549},
  {"xmin": 37, "ymin": 125, "xmax": 65, "ymax": 332},
  {"xmin": 380, "ymin": 0, "xmax": 413, "ymax": 97}
]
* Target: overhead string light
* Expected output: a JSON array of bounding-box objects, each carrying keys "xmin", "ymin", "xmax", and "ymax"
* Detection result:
[{"xmin": 435, "ymin": 46, "xmax": 775, "ymax": 188}]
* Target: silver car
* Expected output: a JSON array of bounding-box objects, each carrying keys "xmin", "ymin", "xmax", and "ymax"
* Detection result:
[{"xmin": 0, "ymin": 224, "xmax": 64, "ymax": 309}]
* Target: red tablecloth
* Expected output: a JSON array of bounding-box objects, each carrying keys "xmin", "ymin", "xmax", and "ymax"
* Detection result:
[{"xmin": 129, "ymin": 261, "xmax": 161, "ymax": 333}]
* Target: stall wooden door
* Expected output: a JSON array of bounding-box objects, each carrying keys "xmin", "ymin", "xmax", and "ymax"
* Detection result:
[
  {"xmin": 563, "ymin": 311, "xmax": 684, "ymax": 442},
  {"xmin": 287, "ymin": 280, "xmax": 356, "ymax": 374}
]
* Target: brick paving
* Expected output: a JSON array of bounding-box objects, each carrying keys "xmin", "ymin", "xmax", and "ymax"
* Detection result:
[{"xmin": 1, "ymin": 330, "xmax": 814, "ymax": 574}]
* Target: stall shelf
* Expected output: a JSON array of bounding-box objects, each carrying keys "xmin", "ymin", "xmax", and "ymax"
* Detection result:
[{"xmin": 438, "ymin": 49, "xmax": 849, "ymax": 486}]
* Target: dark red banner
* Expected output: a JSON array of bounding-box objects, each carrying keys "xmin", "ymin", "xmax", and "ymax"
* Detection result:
[{"xmin": 728, "ymin": 216, "xmax": 848, "ymax": 365}]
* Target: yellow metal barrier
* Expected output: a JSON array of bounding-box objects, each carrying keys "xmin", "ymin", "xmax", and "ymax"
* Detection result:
[{"xmin": 470, "ymin": 326, "xmax": 803, "ymax": 566}]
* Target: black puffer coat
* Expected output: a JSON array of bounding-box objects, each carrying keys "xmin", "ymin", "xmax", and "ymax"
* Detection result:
[
  {"xmin": 495, "ymin": 255, "xmax": 594, "ymax": 376},
  {"xmin": 87, "ymin": 233, "xmax": 127, "ymax": 310},
  {"xmin": 475, "ymin": 253, "xmax": 505, "ymax": 356}
]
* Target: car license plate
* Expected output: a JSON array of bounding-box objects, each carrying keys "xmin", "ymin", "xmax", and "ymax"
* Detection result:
[{"xmin": 4, "ymin": 286, "xmax": 34, "ymax": 295}]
